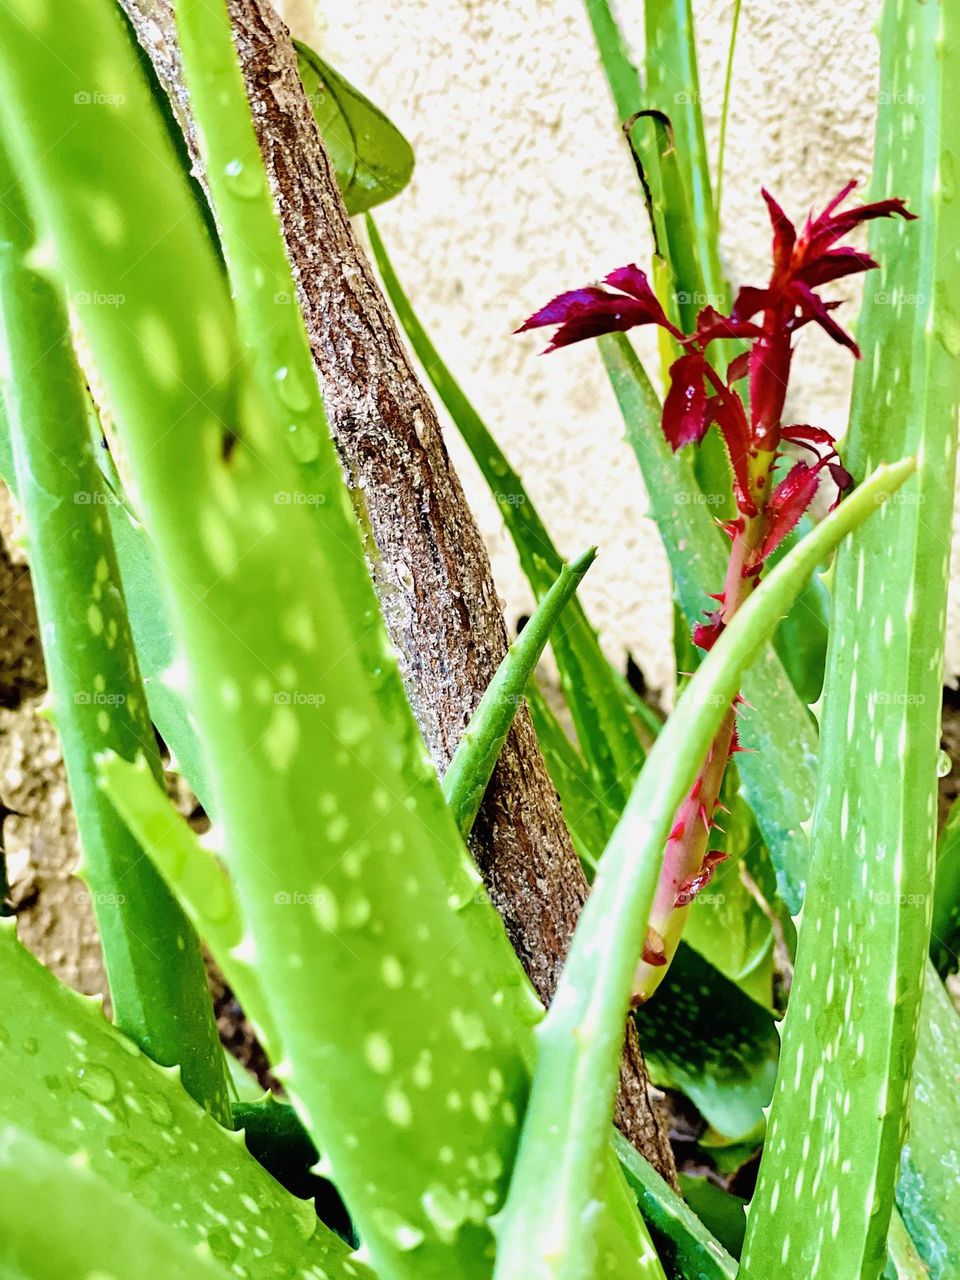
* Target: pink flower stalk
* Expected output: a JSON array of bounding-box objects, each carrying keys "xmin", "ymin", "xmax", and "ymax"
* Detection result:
[{"xmin": 518, "ymin": 183, "xmax": 915, "ymax": 1003}]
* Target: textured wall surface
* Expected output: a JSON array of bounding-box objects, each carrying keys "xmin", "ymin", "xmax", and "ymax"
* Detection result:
[{"xmin": 280, "ymin": 0, "xmax": 960, "ymax": 696}]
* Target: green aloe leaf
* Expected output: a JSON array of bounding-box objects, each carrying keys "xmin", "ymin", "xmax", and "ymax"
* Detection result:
[
  {"xmin": 636, "ymin": 944, "xmax": 777, "ymax": 1144},
  {"xmin": 895, "ymin": 964, "xmax": 960, "ymax": 1278},
  {"xmin": 533, "ymin": 700, "xmax": 779, "ymax": 1138},
  {"xmin": 295, "ymin": 39, "xmax": 414, "ymax": 215},
  {"xmin": 764, "ymin": 514, "xmax": 830, "ymax": 709},
  {"xmin": 0, "ymin": 925, "xmax": 367, "ymax": 1279},
  {"xmin": 105, "ymin": 504, "xmax": 212, "ymax": 805},
  {"xmin": 642, "ymin": 0, "xmax": 723, "ymax": 300},
  {"xmin": 443, "ymin": 548, "xmax": 596, "ymax": 837},
  {"xmin": 0, "ymin": 3, "xmax": 667, "ymax": 1275},
  {"xmin": 931, "ymin": 793, "xmax": 960, "ymax": 975},
  {"xmin": 740, "ymin": 0, "xmax": 960, "ymax": 1273},
  {"xmin": 714, "ymin": 0, "xmax": 742, "ymax": 222},
  {"xmin": 0, "ymin": 2, "xmax": 521, "ymax": 1273},
  {"xmin": 96, "ymin": 753, "xmax": 280, "ymax": 1054},
  {"xmin": 677, "ymin": 1176, "xmax": 747, "ymax": 1263},
  {"xmin": 492, "ymin": 457, "xmax": 913, "ymax": 1280},
  {"xmin": 367, "ymin": 213, "xmax": 646, "ymax": 812},
  {"xmin": 0, "ymin": 1127, "xmax": 233, "ymax": 1280},
  {"xmin": 884, "ymin": 1210, "xmax": 935, "ymax": 1280},
  {"xmin": 0, "ymin": 131, "xmax": 228, "ymax": 1121},
  {"xmin": 584, "ymin": 0, "xmax": 734, "ymax": 512},
  {"xmin": 0, "ymin": 418, "xmax": 214, "ymax": 811},
  {"xmin": 613, "ymin": 1132, "xmax": 737, "ymax": 1280}
]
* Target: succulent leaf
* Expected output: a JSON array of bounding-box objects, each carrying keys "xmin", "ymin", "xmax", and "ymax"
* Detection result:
[
  {"xmin": 740, "ymin": 1, "xmax": 960, "ymax": 1273},
  {"xmin": 0, "ymin": 1126, "xmax": 234, "ymax": 1280},
  {"xmin": 492, "ymin": 458, "xmax": 913, "ymax": 1280},
  {"xmin": 0, "ymin": 927, "xmax": 366, "ymax": 1279},
  {"xmin": 0, "ymin": 131, "xmax": 228, "ymax": 1122},
  {"xmin": 443, "ymin": 548, "xmax": 597, "ymax": 838}
]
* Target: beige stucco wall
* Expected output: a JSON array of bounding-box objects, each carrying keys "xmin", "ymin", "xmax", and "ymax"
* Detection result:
[{"xmin": 280, "ymin": 0, "xmax": 960, "ymax": 698}]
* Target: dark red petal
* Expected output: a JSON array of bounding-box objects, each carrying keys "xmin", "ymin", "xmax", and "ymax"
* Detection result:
[
  {"xmin": 516, "ymin": 286, "xmax": 614, "ymax": 332},
  {"xmin": 517, "ymin": 289, "xmax": 670, "ymax": 352},
  {"xmin": 675, "ymin": 850, "xmax": 728, "ymax": 908},
  {"xmin": 762, "ymin": 188, "xmax": 797, "ymax": 272},
  {"xmin": 805, "ymin": 184, "xmax": 916, "ymax": 258},
  {"xmin": 780, "ymin": 423, "xmax": 838, "ymax": 448},
  {"xmin": 795, "ymin": 247, "xmax": 879, "ymax": 288},
  {"xmin": 727, "ymin": 351, "xmax": 751, "ymax": 384},
  {"xmin": 709, "ymin": 394, "xmax": 756, "ymax": 516},
  {"xmin": 692, "ymin": 610, "xmax": 725, "ymax": 651},
  {"xmin": 817, "ymin": 179, "xmax": 859, "ymax": 220},
  {"xmin": 730, "ymin": 285, "xmax": 773, "ymax": 324},
  {"xmin": 604, "ymin": 263, "xmax": 660, "ymax": 308},
  {"xmin": 694, "ymin": 305, "xmax": 764, "ymax": 347},
  {"xmin": 829, "ymin": 461, "xmax": 854, "ymax": 496},
  {"xmin": 517, "ymin": 266, "xmax": 681, "ymax": 351},
  {"xmin": 790, "ymin": 282, "xmax": 860, "ymax": 356},
  {"xmin": 746, "ymin": 461, "xmax": 822, "ymax": 572},
  {"xmin": 663, "ymin": 353, "xmax": 710, "ymax": 450}
]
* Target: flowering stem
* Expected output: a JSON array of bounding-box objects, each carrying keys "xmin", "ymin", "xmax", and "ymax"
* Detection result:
[
  {"xmin": 519, "ymin": 181, "xmax": 916, "ymax": 1007},
  {"xmin": 632, "ymin": 510, "xmax": 765, "ymax": 1003}
]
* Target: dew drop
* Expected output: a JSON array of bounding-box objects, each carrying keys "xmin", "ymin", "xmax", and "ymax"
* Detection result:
[
  {"xmin": 223, "ymin": 158, "xmax": 262, "ymax": 200},
  {"xmin": 287, "ymin": 422, "xmax": 321, "ymax": 464},
  {"xmin": 107, "ymin": 1134, "xmax": 158, "ymax": 1178},
  {"xmin": 273, "ymin": 365, "xmax": 311, "ymax": 414},
  {"xmin": 141, "ymin": 1090, "xmax": 174, "ymax": 1127},
  {"xmin": 371, "ymin": 1208, "xmax": 424, "ymax": 1252},
  {"xmin": 76, "ymin": 1063, "xmax": 117, "ymax": 1103}
]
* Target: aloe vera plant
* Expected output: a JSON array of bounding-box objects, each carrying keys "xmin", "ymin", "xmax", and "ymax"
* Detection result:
[
  {"xmin": 0, "ymin": 0, "xmax": 958, "ymax": 1278},
  {"xmin": 517, "ymin": 182, "xmax": 911, "ymax": 1003},
  {"xmin": 741, "ymin": 1, "xmax": 960, "ymax": 1275}
]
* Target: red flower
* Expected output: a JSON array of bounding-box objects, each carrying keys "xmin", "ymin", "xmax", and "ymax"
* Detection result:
[
  {"xmin": 662, "ymin": 353, "xmax": 710, "ymax": 448},
  {"xmin": 518, "ymin": 184, "xmax": 913, "ymax": 641},
  {"xmin": 515, "ymin": 264, "xmax": 680, "ymax": 352},
  {"xmin": 518, "ymin": 183, "xmax": 913, "ymax": 461}
]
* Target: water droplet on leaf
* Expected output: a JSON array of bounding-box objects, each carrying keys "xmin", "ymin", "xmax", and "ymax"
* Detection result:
[
  {"xmin": 273, "ymin": 365, "xmax": 311, "ymax": 414},
  {"xmin": 76, "ymin": 1063, "xmax": 117, "ymax": 1103},
  {"xmin": 371, "ymin": 1208, "xmax": 425, "ymax": 1252},
  {"xmin": 223, "ymin": 158, "xmax": 262, "ymax": 200},
  {"xmin": 287, "ymin": 422, "xmax": 320, "ymax": 464}
]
